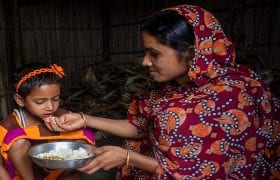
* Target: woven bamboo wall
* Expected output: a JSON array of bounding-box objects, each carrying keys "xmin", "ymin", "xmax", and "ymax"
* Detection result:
[
  {"xmin": 0, "ymin": 0, "xmax": 8, "ymax": 118},
  {"xmin": 0, "ymin": 0, "xmax": 279, "ymax": 117},
  {"xmin": 204, "ymin": 0, "xmax": 280, "ymax": 66},
  {"xmin": 19, "ymin": 0, "xmax": 103, "ymax": 88}
]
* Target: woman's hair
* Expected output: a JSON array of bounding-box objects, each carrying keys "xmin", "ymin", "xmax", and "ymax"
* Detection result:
[
  {"xmin": 142, "ymin": 10, "xmax": 194, "ymax": 52},
  {"xmin": 13, "ymin": 63, "xmax": 64, "ymax": 98}
]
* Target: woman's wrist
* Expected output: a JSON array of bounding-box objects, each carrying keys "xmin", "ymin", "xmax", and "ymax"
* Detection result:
[
  {"xmin": 123, "ymin": 149, "xmax": 159, "ymax": 173},
  {"xmin": 78, "ymin": 112, "xmax": 87, "ymax": 128},
  {"xmin": 84, "ymin": 114, "xmax": 88, "ymax": 128},
  {"xmin": 126, "ymin": 149, "xmax": 130, "ymax": 168}
]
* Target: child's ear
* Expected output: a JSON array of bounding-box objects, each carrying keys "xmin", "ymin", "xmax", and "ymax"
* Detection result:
[{"xmin": 14, "ymin": 94, "xmax": 24, "ymax": 107}]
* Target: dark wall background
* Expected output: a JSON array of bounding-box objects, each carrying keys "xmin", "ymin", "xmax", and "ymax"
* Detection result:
[{"xmin": 1, "ymin": 0, "xmax": 280, "ymax": 118}]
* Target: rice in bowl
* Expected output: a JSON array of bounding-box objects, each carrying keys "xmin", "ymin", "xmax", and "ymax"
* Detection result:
[{"xmin": 36, "ymin": 147, "xmax": 90, "ymax": 160}]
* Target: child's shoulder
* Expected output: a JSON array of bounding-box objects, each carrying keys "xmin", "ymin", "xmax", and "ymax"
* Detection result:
[{"xmin": 0, "ymin": 112, "xmax": 19, "ymax": 130}]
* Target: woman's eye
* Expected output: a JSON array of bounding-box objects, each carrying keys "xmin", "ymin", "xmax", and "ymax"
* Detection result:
[
  {"xmin": 53, "ymin": 96, "xmax": 60, "ymax": 101},
  {"xmin": 150, "ymin": 51, "xmax": 159, "ymax": 57}
]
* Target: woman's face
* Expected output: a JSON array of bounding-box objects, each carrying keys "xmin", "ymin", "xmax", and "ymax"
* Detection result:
[
  {"xmin": 15, "ymin": 84, "xmax": 61, "ymax": 120},
  {"xmin": 141, "ymin": 31, "xmax": 190, "ymax": 84}
]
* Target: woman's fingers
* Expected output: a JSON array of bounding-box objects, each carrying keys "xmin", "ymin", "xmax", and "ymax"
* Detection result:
[
  {"xmin": 43, "ymin": 112, "xmax": 84, "ymax": 132},
  {"xmin": 56, "ymin": 113, "xmax": 84, "ymax": 131},
  {"xmin": 78, "ymin": 147, "xmax": 106, "ymax": 173},
  {"xmin": 43, "ymin": 116, "xmax": 66, "ymax": 132},
  {"xmin": 78, "ymin": 146, "xmax": 126, "ymax": 175},
  {"xmin": 78, "ymin": 156, "xmax": 103, "ymax": 174}
]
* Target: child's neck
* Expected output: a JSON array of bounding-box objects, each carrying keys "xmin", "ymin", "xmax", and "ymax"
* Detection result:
[{"xmin": 20, "ymin": 107, "xmax": 43, "ymax": 127}]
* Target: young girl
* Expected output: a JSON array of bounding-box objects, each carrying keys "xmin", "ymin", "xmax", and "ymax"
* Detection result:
[{"xmin": 0, "ymin": 63, "xmax": 95, "ymax": 180}]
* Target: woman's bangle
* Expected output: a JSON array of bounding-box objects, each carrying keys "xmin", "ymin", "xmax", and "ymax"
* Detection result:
[
  {"xmin": 126, "ymin": 150, "xmax": 130, "ymax": 169},
  {"xmin": 78, "ymin": 112, "xmax": 87, "ymax": 129}
]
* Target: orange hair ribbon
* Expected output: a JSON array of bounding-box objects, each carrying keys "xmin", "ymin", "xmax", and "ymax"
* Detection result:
[{"xmin": 16, "ymin": 64, "xmax": 65, "ymax": 93}]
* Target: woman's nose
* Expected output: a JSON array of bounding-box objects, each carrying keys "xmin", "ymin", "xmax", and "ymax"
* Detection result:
[{"xmin": 142, "ymin": 56, "xmax": 152, "ymax": 67}]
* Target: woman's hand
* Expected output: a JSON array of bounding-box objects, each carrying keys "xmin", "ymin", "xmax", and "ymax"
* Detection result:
[
  {"xmin": 78, "ymin": 146, "xmax": 127, "ymax": 174},
  {"xmin": 44, "ymin": 112, "xmax": 85, "ymax": 132},
  {"xmin": 43, "ymin": 116, "xmax": 65, "ymax": 131},
  {"xmin": 44, "ymin": 112, "xmax": 139, "ymax": 138}
]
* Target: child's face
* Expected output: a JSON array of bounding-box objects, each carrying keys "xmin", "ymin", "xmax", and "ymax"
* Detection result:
[{"xmin": 21, "ymin": 84, "xmax": 61, "ymax": 120}]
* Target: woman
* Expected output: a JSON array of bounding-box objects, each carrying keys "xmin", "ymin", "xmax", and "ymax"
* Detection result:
[{"xmin": 46, "ymin": 5, "xmax": 280, "ymax": 179}]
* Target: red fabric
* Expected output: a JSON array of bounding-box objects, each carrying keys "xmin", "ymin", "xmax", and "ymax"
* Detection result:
[{"xmin": 117, "ymin": 4, "xmax": 280, "ymax": 180}]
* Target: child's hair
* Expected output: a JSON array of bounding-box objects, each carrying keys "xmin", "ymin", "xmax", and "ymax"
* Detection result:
[{"xmin": 13, "ymin": 63, "xmax": 65, "ymax": 98}]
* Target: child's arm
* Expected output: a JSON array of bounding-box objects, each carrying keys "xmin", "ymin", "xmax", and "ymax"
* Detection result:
[
  {"xmin": 0, "ymin": 155, "xmax": 11, "ymax": 180},
  {"xmin": 9, "ymin": 139, "xmax": 35, "ymax": 180}
]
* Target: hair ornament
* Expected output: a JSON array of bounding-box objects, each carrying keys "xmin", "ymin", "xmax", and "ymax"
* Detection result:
[
  {"xmin": 16, "ymin": 64, "xmax": 65, "ymax": 93},
  {"xmin": 50, "ymin": 64, "xmax": 65, "ymax": 77}
]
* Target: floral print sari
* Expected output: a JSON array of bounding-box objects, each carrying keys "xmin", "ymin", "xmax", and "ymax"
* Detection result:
[{"xmin": 117, "ymin": 4, "xmax": 280, "ymax": 180}]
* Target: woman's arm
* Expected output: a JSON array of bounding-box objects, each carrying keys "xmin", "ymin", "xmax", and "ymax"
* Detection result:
[
  {"xmin": 78, "ymin": 146, "xmax": 159, "ymax": 174},
  {"xmin": 84, "ymin": 115, "xmax": 138, "ymax": 138},
  {"xmin": 128, "ymin": 149, "xmax": 159, "ymax": 172},
  {"xmin": 45, "ymin": 112, "xmax": 138, "ymax": 138}
]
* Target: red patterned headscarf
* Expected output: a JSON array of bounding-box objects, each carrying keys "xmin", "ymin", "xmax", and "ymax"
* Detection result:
[{"xmin": 165, "ymin": 5, "xmax": 238, "ymax": 85}]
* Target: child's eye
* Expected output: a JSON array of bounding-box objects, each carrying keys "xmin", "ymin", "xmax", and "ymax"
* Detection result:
[{"xmin": 34, "ymin": 101, "xmax": 44, "ymax": 105}]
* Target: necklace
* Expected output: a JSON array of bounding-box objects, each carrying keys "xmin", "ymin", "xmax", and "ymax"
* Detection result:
[{"xmin": 14, "ymin": 107, "xmax": 27, "ymax": 127}]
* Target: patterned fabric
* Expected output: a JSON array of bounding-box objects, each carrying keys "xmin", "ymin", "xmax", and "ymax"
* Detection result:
[
  {"xmin": 117, "ymin": 5, "xmax": 280, "ymax": 180},
  {"xmin": 0, "ymin": 109, "xmax": 95, "ymax": 180}
]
